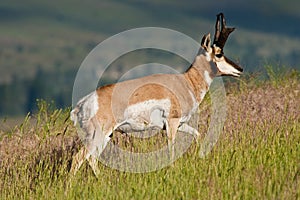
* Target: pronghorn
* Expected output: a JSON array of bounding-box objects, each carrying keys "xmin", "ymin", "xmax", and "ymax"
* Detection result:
[{"xmin": 70, "ymin": 13, "xmax": 243, "ymax": 176}]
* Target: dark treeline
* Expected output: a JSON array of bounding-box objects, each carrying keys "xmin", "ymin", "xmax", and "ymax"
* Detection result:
[{"xmin": 0, "ymin": 68, "xmax": 76, "ymax": 116}]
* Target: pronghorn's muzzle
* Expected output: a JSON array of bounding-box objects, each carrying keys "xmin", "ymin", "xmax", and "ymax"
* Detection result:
[{"xmin": 225, "ymin": 56, "xmax": 243, "ymax": 77}]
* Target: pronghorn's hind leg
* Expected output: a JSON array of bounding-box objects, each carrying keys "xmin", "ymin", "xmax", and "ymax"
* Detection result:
[
  {"xmin": 166, "ymin": 118, "xmax": 181, "ymax": 161},
  {"xmin": 69, "ymin": 114, "xmax": 111, "ymax": 177},
  {"xmin": 87, "ymin": 154, "xmax": 100, "ymax": 177},
  {"xmin": 70, "ymin": 147, "xmax": 90, "ymax": 176},
  {"xmin": 70, "ymin": 134, "xmax": 111, "ymax": 177}
]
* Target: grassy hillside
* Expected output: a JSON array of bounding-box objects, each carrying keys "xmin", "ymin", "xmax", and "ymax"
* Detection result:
[
  {"xmin": 1, "ymin": 0, "xmax": 300, "ymax": 82},
  {"xmin": 0, "ymin": 70, "xmax": 299, "ymax": 199},
  {"xmin": 0, "ymin": 0, "xmax": 300, "ymax": 116}
]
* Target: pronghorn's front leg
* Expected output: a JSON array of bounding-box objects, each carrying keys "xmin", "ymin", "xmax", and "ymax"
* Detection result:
[
  {"xmin": 178, "ymin": 124, "xmax": 200, "ymax": 138},
  {"xmin": 166, "ymin": 118, "xmax": 181, "ymax": 161}
]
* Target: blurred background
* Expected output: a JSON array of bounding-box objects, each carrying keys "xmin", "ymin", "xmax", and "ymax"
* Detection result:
[{"xmin": 0, "ymin": 0, "xmax": 299, "ymax": 118}]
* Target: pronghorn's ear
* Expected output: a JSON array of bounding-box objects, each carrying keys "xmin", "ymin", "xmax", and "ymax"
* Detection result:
[{"xmin": 201, "ymin": 33, "xmax": 212, "ymax": 52}]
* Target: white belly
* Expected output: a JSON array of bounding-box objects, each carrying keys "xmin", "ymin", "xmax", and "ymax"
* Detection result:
[{"xmin": 117, "ymin": 99, "xmax": 171, "ymax": 132}]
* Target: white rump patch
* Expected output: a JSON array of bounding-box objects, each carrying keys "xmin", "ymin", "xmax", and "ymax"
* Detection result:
[{"xmin": 70, "ymin": 91, "xmax": 99, "ymax": 126}]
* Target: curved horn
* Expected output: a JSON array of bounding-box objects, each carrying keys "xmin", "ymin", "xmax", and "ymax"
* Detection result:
[{"xmin": 213, "ymin": 13, "xmax": 235, "ymax": 49}]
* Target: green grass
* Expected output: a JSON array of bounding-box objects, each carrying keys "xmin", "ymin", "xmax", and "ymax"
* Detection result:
[
  {"xmin": 0, "ymin": 73, "xmax": 299, "ymax": 199},
  {"xmin": 2, "ymin": 0, "xmax": 300, "ymax": 117}
]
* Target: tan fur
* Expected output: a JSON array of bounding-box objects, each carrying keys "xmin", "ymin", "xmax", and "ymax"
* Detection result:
[
  {"xmin": 70, "ymin": 54, "xmax": 215, "ymax": 176},
  {"xmin": 97, "ymin": 73, "xmax": 208, "ymax": 127}
]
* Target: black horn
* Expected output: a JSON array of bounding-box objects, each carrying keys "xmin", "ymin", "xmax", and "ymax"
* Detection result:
[{"xmin": 213, "ymin": 13, "xmax": 235, "ymax": 49}]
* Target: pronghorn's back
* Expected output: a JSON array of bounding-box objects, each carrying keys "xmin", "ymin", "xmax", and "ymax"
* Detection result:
[{"xmin": 70, "ymin": 13, "xmax": 243, "ymax": 176}]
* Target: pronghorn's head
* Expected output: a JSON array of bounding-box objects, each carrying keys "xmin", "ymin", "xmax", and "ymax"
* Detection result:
[{"xmin": 201, "ymin": 13, "xmax": 243, "ymax": 77}]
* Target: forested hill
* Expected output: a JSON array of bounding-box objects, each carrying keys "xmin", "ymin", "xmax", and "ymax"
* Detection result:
[{"xmin": 0, "ymin": 0, "xmax": 299, "ymax": 116}]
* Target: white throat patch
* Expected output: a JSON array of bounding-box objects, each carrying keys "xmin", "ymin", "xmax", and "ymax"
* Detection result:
[{"xmin": 204, "ymin": 70, "xmax": 213, "ymax": 86}]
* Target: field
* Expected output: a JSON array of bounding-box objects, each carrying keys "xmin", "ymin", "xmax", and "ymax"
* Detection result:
[
  {"xmin": 1, "ymin": 0, "xmax": 300, "ymax": 116},
  {"xmin": 0, "ymin": 69, "xmax": 299, "ymax": 199}
]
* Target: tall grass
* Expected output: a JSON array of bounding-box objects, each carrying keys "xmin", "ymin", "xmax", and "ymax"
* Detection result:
[{"xmin": 0, "ymin": 70, "xmax": 299, "ymax": 199}]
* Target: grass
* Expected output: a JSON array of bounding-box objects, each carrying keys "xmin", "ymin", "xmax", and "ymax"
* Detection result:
[
  {"xmin": 0, "ymin": 70, "xmax": 299, "ymax": 199},
  {"xmin": 2, "ymin": 0, "xmax": 300, "ymax": 117}
]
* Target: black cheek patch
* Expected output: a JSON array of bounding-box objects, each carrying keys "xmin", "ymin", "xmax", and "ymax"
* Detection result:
[{"xmin": 215, "ymin": 53, "xmax": 223, "ymax": 58}]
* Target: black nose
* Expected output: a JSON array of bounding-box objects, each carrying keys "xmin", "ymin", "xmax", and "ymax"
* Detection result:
[
  {"xmin": 224, "ymin": 56, "xmax": 243, "ymax": 72},
  {"xmin": 237, "ymin": 65, "xmax": 243, "ymax": 72}
]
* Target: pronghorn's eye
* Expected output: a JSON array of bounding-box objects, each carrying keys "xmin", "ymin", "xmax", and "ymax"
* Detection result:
[{"xmin": 215, "ymin": 53, "xmax": 223, "ymax": 58}]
